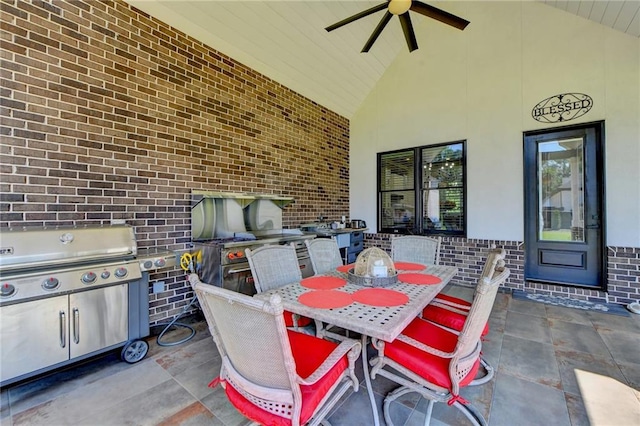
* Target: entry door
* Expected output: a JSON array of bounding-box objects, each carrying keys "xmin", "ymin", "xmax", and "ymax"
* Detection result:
[{"xmin": 523, "ymin": 122, "xmax": 605, "ymax": 289}]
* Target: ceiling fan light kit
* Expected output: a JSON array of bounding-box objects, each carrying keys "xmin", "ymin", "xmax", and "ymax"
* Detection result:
[{"xmin": 325, "ymin": 0, "xmax": 470, "ymax": 53}]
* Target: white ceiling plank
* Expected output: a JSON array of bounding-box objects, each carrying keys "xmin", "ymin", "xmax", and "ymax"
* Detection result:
[
  {"xmin": 588, "ymin": 1, "xmax": 609, "ymax": 21},
  {"xmin": 626, "ymin": 7, "xmax": 640, "ymax": 36},
  {"xmin": 577, "ymin": 1, "xmax": 595, "ymax": 19},
  {"xmin": 600, "ymin": 1, "xmax": 625, "ymax": 27},
  {"xmin": 612, "ymin": 1, "xmax": 640, "ymax": 34},
  {"xmin": 566, "ymin": 1, "xmax": 581, "ymax": 14}
]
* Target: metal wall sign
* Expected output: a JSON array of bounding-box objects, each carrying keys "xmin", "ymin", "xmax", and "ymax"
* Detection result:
[{"xmin": 532, "ymin": 93, "xmax": 593, "ymax": 123}]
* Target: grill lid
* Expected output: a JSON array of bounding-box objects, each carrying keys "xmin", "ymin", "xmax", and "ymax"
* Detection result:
[{"xmin": 0, "ymin": 225, "xmax": 137, "ymax": 273}]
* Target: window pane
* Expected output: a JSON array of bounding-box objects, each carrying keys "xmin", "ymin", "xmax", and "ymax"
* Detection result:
[
  {"xmin": 422, "ymin": 188, "xmax": 464, "ymax": 232},
  {"xmin": 421, "ymin": 144, "xmax": 464, "ymax": 188},
  {"xmin": 380, "ymin": 151, "xmax": 414, "ymax": 191},
  {"xmin": 380, "ymin": 191, "xmax": 415, "ymax": 231}
]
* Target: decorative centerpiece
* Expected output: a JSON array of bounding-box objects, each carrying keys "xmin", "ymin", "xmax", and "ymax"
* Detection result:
[{"xmin": 348, "ymin": 247, "xmax": 398, "ymax": 287}]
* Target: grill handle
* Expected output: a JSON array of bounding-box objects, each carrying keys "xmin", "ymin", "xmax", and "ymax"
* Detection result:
[
  {"xmin": 59, "ymin": 310, "xmax": 66, "ymax": 348},
  {"xmin": 72, "ymin": 308, "xmax": 80, "ymax": 344}
]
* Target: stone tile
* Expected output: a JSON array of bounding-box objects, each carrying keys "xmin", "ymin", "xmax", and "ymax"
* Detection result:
[
  {"xmin": 598, "ymin": 329, "xmax": 640, "ymax": 364},
  {"xmin": 504, "ymin": 311, "xmax": 553, "ymax": 344},
  {"xmin": 199, "ymin": 385, "xmax": 251, "ymax": 426},
  {"xmin": 549, "ymin": 319, "xmax": 612, "ymax": 359},
  {"xmin": 564, "ymin": 392, "xmax": 590, "ymax": 426},
  {"xmin": 570, "ymin": 367, "xmax": 640, "ymax": 425},
  {"xmin": 327, "ymin": 383, "xmax": 384, "ymax": 426},
  {"xmin": 8, "ymin": 353, "xmax": 141, "ymax": 415},
  {"xmin": 78, "ymin": 379, "xmax": 198, "ymax": 425},
  {"xmin": 545, "ymin": 304, "xmax": 593, "ymax": 325},
  {"xmin": 156, "ymin": 401, "xmax": 222, "ymax": 426},
  {"xmin": 416, "ymin": 380, "xmax": 494, "ymax": 425},
  {"xmin": 588, "ymin": 310, "xmax": 640, "ymax": 334},
  {"xmin": 154, "ymin": 336, "xmax": 220, "ymax": 377},
  {"xmin": 555, "ymin": 348, "xmax": 626, "ymax": 395},
  {"xmin": 489, "ymin": 373, "xmax": 571, "ymax": 426},
  {"xmin": 508, "ymin": 297, "xmax": 548, "ymax": 317},
  {"xmin": 172, "ymin": 356, "xmax": 222, "ymax": 400},
  {"xmin": 11, "ymin": 360, "xmax": 171, "ymax": 425},
  {"xmin": 498, "ymin": 334, "xmax": 561, "ymax": 389},
  {"xmin": 482, "ymin": 317, "xmax": 505, "ymax": 370},
  {"xmin": 617, "ymin": 361, "xmax": 640, "ymax": 390}
]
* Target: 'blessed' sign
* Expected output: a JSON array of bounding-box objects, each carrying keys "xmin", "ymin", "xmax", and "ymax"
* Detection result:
[{"xmin": 532, "ymin": 93, "xmax": 593, "ymax": 123}]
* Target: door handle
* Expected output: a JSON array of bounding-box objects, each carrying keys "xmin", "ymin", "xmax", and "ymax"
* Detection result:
[
  {"xmin": 72, "ymin": 307, "xmax": 80, "ymax": 344},
  {"xmin": 59, "ymin": 310, "xmax": 66, "ymax": 348}
]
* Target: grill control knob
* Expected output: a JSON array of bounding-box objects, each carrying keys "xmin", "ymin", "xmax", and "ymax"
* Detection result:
[
  {"xmin": 154, "ymin": 258, "xmax": 166, "ymax": 268},
  {"xmin": 114, "ymin": 267, "xmax": 128, "ymax": 278},
  {"xmin": 1, "ymin": 283, "xmax": 16, "ymax": 297},
  {"xmin": 101, "ymin": 271, "xmax": 111, "ymax": 279},
  {"xmin": 143, "ymin": 260, "xmax": 153, "ymax": 270},
  {"xmin": 81, "ymin": 272, "xmax": 97, "ymax": 284},
  {"xmin": 42, "ymin": 277, "xmax": 60, "ymax": 290}
]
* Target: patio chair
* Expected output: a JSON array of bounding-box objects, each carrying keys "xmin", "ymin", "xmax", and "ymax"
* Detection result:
[
  {"xmin": 391, "ymin": 235, "xmax": 441, "ymax": 265},
  {"xmin": 246, "ymin": 244, "xmax": 312, "ymax": 329},
  {"xmin": 189, "ymin": 274, "xmax": 361, "ymax": 426},
  {"xmin": 305, "ymin": 238, "xmax": 343, "ymax": 275},
  {"xmin": 369, "ymin": 265, "xmax": 510, "ymax": 426},
  {"xmin": 421, "ymin": 247, "xmax": 506, "ymax": 385},
  {"xmin": 304, "ymin": 238, "xmax": 349, "ymax": 341}
]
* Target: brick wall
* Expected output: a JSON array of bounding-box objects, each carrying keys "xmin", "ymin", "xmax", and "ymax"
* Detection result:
[
  {"xmin": 366, "ymin": 234, "xmax": 639, "ymax": 305},
  {"xmin": 0, "ymin": 0, "xmax": 349, "ymax": 323}
]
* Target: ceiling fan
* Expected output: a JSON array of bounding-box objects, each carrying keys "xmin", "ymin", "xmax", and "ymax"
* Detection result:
[{"xmin": 325, "ymin": 0, "xmax": 469, "ymax": 53}]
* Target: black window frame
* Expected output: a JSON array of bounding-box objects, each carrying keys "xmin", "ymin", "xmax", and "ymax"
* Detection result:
[{"xmin": 377, "ymin": 140, "xmax": 467, "ymax": 237}]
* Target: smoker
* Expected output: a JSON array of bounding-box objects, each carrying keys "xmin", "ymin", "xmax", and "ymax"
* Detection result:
[
  {"xmin": 190, "ymin": 192, "xmax": 315, "ymax": 295},
  {"xmin": 0, "ymin": 225, "xmax": 176, "ymax": 386}
]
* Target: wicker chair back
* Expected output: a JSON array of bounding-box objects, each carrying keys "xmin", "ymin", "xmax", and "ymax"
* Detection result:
[
  {"xmin": 246, "ymin": 243, "xmax": 302, "ymax": 293},
  {"xmin": 305, "ymin": 238, "xmax": 343, "ymax": 274},
  {"xmin": 391, "ymin": 235, "xmax": 441, "ymax": 265}
]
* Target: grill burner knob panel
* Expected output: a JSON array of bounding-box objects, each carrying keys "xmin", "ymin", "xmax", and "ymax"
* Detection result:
[
  {"xmin": 114, "ymin": 267, "xmax": 128, "ymax": 279},
  {"xmin": 81, "ymin": 272, "xmax": 97, "ymax": 284},
  {"xmin": 1, "ymin": 283, "xmax": 16, "ymax": 297},
  {"xmin": 42, "ymin": 277, "xmax": 60, "ymax": 290}
]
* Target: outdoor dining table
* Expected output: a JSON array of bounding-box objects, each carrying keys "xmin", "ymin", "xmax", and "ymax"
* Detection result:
[{"xmin": 253, "ymin": 262, "xmax": 458, "ymax": 426}]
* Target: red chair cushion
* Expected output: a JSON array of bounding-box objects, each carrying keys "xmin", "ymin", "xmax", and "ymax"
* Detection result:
[
  {"xmin": 283, "ymin": 310, "xmax": 312, "ymax": 328},
  {"xmin": 224, "ymin": 330, "xmax": 348, "ymax": 426},
  {"xmin": 384, "ymin": 318, "xmax": 480, "ymax": 391},
  {"xmin": 422, "ymin": 305, "xmax": 489, "ymax": 337},
  {"xmin": 422, "ymin": 294, "xmax": 489, "ymax": 337}
]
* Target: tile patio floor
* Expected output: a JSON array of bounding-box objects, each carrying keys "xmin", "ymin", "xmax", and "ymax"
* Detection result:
[{"xmin": 2, "ymin": 285, "xmax": 639, "ymax": 425}]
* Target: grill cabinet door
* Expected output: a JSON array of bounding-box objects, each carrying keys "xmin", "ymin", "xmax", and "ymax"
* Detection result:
[
  {"xmin": 0, "ymin": 296, "xmax": 69, "ymax": 383},
  {"xmin": 69, "ymin": 284, "xmax": 128, "ymax": 359}
]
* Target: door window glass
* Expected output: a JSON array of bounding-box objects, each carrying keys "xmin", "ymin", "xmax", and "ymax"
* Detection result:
[{"xmin": 537, "ymin": 138, "xmax": 584, "ymax": 242}]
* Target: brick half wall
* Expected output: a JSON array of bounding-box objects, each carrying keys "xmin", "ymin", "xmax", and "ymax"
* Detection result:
[{"xmin": 365, "ymin": 234, "xmax": 639, "ymax": 305}]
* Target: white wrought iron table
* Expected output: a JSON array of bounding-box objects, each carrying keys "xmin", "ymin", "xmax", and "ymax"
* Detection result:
[{"xmin": 254, "ymin": 264, "xmax": 458, "ymax": 426}]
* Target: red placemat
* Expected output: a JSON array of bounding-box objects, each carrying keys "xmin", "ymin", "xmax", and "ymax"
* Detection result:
[
  {"xmin": 336, "ymin": 264, "xmax": 355, "ymax": 273},
  {"xmin": 300, "ymin": 276, "xmax": 347, "ymax": 290},
  {"xmin": 398, "ymin": 273, "xmax": 442, "ymax": 285},
  {"xmin": 394, "ymin": 262, "xmax": 426, "ymax": 271},
  {"xmin": 298, "ymin": 290, "xmax": 353, "ymax": 309},
  {"xmin": 352, "ymin": 288, "xmax": 409, "ymax": 307}
]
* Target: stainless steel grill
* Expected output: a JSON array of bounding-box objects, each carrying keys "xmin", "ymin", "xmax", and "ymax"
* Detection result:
[{"xmin": 0, "ymin": 225, "xmax": 176, "ymax": 386}]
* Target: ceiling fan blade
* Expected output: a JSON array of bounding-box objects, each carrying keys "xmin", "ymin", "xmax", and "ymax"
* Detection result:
[
  {"xmin": 325, "ymin": 2, "xmax": 388, "ymax": 32},
  {"xmin": 399, "ymin": 12, "xmax": 418, "ymax": 52},
  {"xmin": 362, "ymin": 11, "xmax": 393, "ymax": 53},
  {"xmin": 410, "ymin": 1, "xmax": 470, "ymax": 30}
]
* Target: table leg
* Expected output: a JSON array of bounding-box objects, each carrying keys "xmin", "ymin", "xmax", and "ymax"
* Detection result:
[{"xmin": 361, "ymin": 334, "xmax": 380, "ymax": 426}]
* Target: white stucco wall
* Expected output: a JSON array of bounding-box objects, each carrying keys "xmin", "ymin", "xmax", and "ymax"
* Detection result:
[{"xmin": 350, "ymin": 1, "xmax": 640, "ymax": 247}]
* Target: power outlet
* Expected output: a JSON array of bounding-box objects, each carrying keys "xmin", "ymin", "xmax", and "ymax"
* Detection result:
[{"xmin": 152, "ymin": 281, "xmax": 165, "ymax": 294}]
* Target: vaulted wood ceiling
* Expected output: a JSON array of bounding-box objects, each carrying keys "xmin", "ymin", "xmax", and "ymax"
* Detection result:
[{"xmin": 125, "ymin": 1, "xmax": 639, "ymax": 119}]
